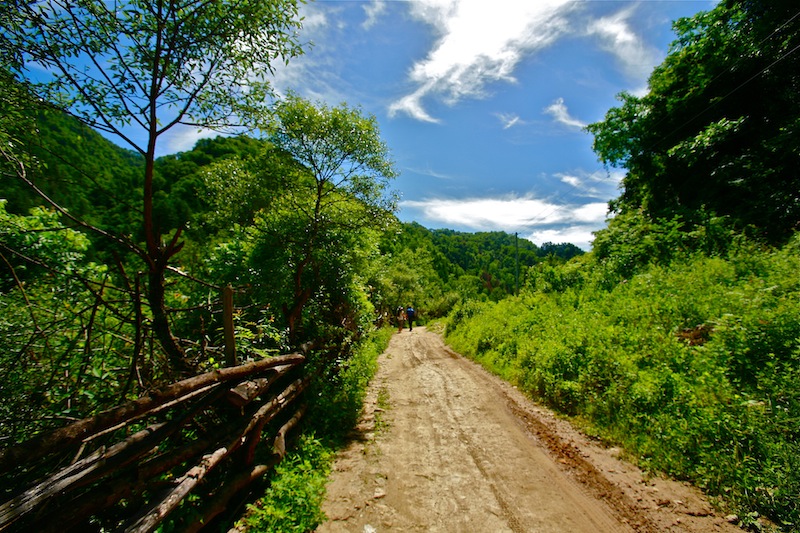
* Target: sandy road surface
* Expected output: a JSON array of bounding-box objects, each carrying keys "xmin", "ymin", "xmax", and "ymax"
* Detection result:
[{"xmin": 317, "ymin": 327, "xmax": 741, "ymax": 533}]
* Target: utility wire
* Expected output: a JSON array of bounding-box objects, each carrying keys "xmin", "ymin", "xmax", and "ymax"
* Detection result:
[{"xmin": 621, "ymin": 7, "xmax": 800, "ymax": 156}]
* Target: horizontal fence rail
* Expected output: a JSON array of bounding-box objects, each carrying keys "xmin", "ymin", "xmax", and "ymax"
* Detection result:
[{"xmin": 0, "ymin": 353, "xmax": 307, "ymax": 533}]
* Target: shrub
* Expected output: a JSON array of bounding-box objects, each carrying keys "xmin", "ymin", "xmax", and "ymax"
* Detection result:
[{"xmin": 444, "ymin": 235, "xmax": 800, "ymax": 530}]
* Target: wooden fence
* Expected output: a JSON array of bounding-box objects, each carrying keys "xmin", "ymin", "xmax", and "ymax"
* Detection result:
[{"xmin": 0, "ymin": 351, "xmax": 309, "ymax": 532}]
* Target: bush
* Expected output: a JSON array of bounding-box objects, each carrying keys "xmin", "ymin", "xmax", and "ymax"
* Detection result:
[
  {"xmin": 239, "ymin": 326, "xmax": 392, "ymax": 531},
  {"xmin": 237, "ymin": 435, "xmax": 333, "ymax": 533},
  {"xmin": 444, "ymin": 235, "xmax": 800, "ymax": 530}
]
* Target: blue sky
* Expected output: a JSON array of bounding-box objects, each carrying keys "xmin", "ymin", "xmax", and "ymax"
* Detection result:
[{"xmin": 166, "ymin": 0, "xmax": 718, "ymax": 250}]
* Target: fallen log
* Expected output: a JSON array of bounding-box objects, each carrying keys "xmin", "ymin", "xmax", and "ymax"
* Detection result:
[
  {"xmin": 0, "ymin": 423, "xmax": 165, "ymax": 531},
  {"xmin": 225, "ymin": 364, "xmax": 295, "ymax": 408},
  {"xmin": 184, "ymin": 464, "xmax": 272, "ymax": 533},
  {"xmin": 1, "ymin": 385, "xmax": 229, "ymax": 531},
  {"xmin": 33, "ymin": 435, "xmax": 217, "ymax": 533},
  {"xmin": 188, "ymin": 406, "xmax": 308, "ymax": 532}
]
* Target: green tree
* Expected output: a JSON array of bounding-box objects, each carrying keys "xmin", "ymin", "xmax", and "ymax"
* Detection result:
[
  {"xmin": 587, "ymin": 0, "xmax": 800, "ymax": 243},
  {"xmin": 253, "ymin": 95, "xmax": 398, "ymax": 341},
  {"xmin": 5, "ymin": 0, "xmax": 305, "ymax": 371}
]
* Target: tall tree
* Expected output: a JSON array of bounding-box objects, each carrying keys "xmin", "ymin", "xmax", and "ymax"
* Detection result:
[
  {"xmin": 255, "ymin": 95, "xmax": 398, "ymax": 340},
  {"xmin": 4, "ymin": 0, "xmax": 304, "ymax": 371},
  {"xmin": 587, "ymin": 0, "xmax": 800, "ymax": 242}
]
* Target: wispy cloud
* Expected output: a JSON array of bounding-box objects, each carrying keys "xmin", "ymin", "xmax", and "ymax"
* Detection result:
[
  {"xmin": 586, "ymin": 5, "xmax": 660, "ymax": 81},
  {"xmin": 557, "ymin": 169, "xmax": 623, "ymax": 199},
  {"xmin": 387, "ymin": 1, "xmax": 666, "ymax": 123},
  {"xmin": 405, "ymin": 165, "xmax": 457, "ymax": 180},
  {"xmin": 362, "ymin": 0, "xmax": 387, "ymax": 30},
  {"xmin": 162, "ymin": 126, "xmax": 218, "ymax": 154},
  {"xmin": 496, "ymin": 113, "xmax": 523, "ymax": 129},
  {"xmin": 543, "ymin": 98, "xmax": 587, "ymax": 129},
  {"xmin": 267, "ymin": 4, "xmax": 352, "ymax": 104},
  {"xmin": 390, "ymin": 86, "xmax": 442, "ymax": 123},
  {"xmin": 389, "ymin": 0, "xmax": 576, "ymax": 122}
]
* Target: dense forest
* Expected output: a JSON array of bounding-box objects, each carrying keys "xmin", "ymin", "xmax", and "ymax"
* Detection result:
[{"xmin": 1, "ymin": 0, "xmax": 799, "ymax": 531}]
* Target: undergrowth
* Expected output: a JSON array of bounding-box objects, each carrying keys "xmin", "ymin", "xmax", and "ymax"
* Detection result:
[
  {"xmin": 445, "ymin": 235, "xmax": 800, "ymax": 531},
  {"xmin": 237, "ymin": 327, "xmax": 393, "ymax": 532}
]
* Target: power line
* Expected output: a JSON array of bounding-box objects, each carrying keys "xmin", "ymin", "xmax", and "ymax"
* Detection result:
[{"xmin": 632, "ymin": 7, "xmax": 800, "ymax": 155}]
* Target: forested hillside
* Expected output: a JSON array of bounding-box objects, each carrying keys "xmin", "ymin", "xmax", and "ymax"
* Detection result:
[{"xmin": 447, "ymin": 2, "xmax": 800, "ymax": 531}]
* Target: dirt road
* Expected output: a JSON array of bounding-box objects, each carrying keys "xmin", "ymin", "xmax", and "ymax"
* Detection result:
[{"xmin": 317, "ymin": 327, "xmax": 740, "ymax": 533}]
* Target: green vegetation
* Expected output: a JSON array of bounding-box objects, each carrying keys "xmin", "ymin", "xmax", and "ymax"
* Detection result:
[
  {"xmin": 3, "ymin": 0, "xmax": 799, "ymax": 530},
  {"xmin": 444, "ymin": 2, "xmax": 800, "ymax": 530},
  {"xmin": 374, "ymin": 222, "xmax": 582, "ymax": 319},
  {"xmin": 446, "ymin": 229, "xmax": 800, "ymax": 529},
  {"xmin": 237, "ymin": 327, "xmax": 392, "ymax": 532},
  {"xmin": 237, "ymin": 435, "xmax": 334, "ymax": 533},
  {"xmin": 587, "ymin": 1, "xmax": 800, "ymax": 244}
]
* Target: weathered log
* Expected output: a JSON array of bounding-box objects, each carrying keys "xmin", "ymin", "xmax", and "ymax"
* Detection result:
[
  {"xmin": 189, "ymin": 406, "xmax": 308, "ymax": 533},
  {"xmin": 84, "ymin": 382, "xmax": 218, "ymax": 445},
  {"xmin": 184, "ymin": 463, "xmax": 273, "ymax": 533},
  {"xmin": 0, "ymin": 423, "xmax": 165, "ymax": 531},
  {"xmin": 1, "ymin": 385, "xmax": 229, "ymax": 531},
  {"xmin": 33, "ymin": 384, "xmax": 266, "ymax": 533},
  {"xmin": 123, "ymin": 446, "xmax": 230, "ymax": 533},
  {"xmin": 118, "ymin": 377, "xmax": 308, "ymax": 533},
  {"xmin": 225, "ymin": 364, "xmax": 295, "ymax": 408},
  {"xmin": 222, "ymin": 285, "xmax": 237, "ymax": 367},
  {"xmin": 0, "ymin": 354, "xmax": 304, "ymax": 473},
  {"xmin": 271, "ymin": 404, "xmax": 306, "ymax": 460},
  {"xmin": 239, "ymin": 378, "xmax": 309, "ymax": 465},
  {"xmin": 34, "ymin": 434, "xmax": 217, "ymax": 533}
]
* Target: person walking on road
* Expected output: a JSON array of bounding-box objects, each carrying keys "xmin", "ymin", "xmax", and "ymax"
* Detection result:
[
  {"xmin": 396, "ymin": 306, "xmax": 406, "ymax": 333},
  {"xmin": 406, "ymin": 306, "xmax": 416, "ymax": 331}
]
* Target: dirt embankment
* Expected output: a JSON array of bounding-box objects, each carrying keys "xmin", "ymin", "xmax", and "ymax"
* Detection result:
[{"xmin": 317, "ymin": 327, "xmax": 741, "ymax": 533}]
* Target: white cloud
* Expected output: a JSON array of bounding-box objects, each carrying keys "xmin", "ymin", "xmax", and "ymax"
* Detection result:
[
  {"xmin": 389, "ymin": 85, "xmax": 442, "ymax": 123},
  {"xmin": 162, "ymin": 126, "xmax": 218, "ymax": 154},
  {"xmin": 388, "ymin": 1, "xmax": 668, "ymax": 123},
  {"xmin": 571, "ymin": 202, "xmax": 609, "ymax": 223},
  {"xmin": 496, "ymin": 113, "xmax": 523, "ymax": 129},
  {"xmin": 400, "ymin": 194, "xmax": 611, "ymax": 250},
  {"xmin": 402, "ymin": 195, "xmax": 559, "ymax": 230},
  {"xmin": 560, "ymin": 174, "xmax": 582, "ymax": 188},
  {"xmin": 362, "ymin": 0, "xmax": 387, "ymax": 29},
  {"xmin": 389, "ymin": 0, "xmax": 576, "ymax": 121},
  {"xmin": 586, "ymin": 5, "xmax": 661, "ymax": 81},
  {"xmin": 527, "ymin": 225, "xmax": 599, "ymax": 251},
  {"xmin": 400, "ymin": 194, "xmax": 608, "ymax": 232},
  {"xmin": 557, "ymin": 169, "xmax": 623, "ymax": 199},
  {"xmin": 543, "ymin": 97, "xmax": 587, "ymax": 129},
  {"xmin": 264, "ymin": 4, "xmax": 356, "ymax": 105}
]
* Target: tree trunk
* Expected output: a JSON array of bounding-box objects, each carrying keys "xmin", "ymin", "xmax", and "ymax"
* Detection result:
[{"xmin": 147, "ymin": 265, "xmax": 192, "ymax": 374}]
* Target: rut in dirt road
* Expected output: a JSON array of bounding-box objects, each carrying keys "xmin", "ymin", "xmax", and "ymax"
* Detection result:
[{"xmin": 317, "ymin": 328, "xmax": 742, "ymax": 533}]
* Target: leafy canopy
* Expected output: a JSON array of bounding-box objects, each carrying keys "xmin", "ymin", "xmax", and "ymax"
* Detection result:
[
  {"xmin": 587, "ymin": 0, "xmax": 800, "ymax": 243},
  {"xmin": 7, "ymin": 0, "xmax": 305, "ymax": 151}
]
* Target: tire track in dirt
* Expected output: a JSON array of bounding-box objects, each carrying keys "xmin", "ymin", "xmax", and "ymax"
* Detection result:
[{"xmin": 317, "ymin": 328, "xmax": 742, "ymax": 533}]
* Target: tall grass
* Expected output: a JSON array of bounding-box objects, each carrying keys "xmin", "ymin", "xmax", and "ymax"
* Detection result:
[{"xmin": 445, "ymin": 237, "xmax": 800, "ymax": 531}]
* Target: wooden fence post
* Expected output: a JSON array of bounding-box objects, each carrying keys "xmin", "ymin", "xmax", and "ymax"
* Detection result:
[{"xmin": 223, "ymin": 284, "xmax": 237, "ymax": 367}]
